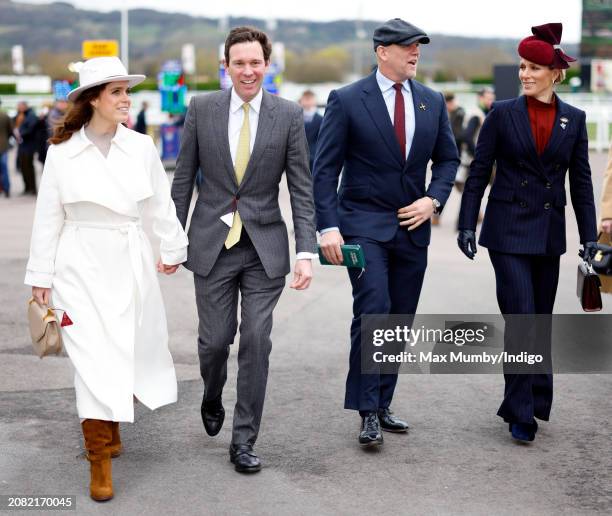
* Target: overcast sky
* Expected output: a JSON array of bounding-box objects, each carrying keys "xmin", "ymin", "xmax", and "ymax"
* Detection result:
[{"xmin": 17, "ymin": 0, "xmax": 584, "ymax": 42}]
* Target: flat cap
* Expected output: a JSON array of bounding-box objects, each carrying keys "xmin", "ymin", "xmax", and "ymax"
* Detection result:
[{"xmin": 373, "ymin": 18, "xmax": 430, "ymax": 51}]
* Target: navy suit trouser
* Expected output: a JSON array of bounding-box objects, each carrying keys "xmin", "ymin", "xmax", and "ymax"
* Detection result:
[
  {"xmin": 488, "ymin": 250, "xmax": 560, "ymax": 424},
  {"xmin": 344, "ymin": 229, "xmax": 427, "ymax": 413}
]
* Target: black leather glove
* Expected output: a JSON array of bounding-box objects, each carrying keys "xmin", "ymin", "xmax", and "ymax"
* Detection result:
[
  {"xmin": 581, "ymin": 241, "xmax": 599, "ymax": 262},
  {"xmin": 457, "ymin": 229, "xmax": 477, "ymax": 260}
]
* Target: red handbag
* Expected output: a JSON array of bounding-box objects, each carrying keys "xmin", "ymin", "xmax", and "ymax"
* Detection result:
[{"xmin": 577, "ymin": 260, "xmax": 602, "ymax": 312}]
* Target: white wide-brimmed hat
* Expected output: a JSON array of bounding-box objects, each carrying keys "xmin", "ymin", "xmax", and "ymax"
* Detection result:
[{"xmin": 68, "ymin": 57, "xmax": 146, "ymax": 102}]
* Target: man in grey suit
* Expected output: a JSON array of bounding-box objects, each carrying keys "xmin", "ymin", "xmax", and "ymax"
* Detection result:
[{"xmin": 171, "ymin": 26, "xmax": 317, "ymax": 473}]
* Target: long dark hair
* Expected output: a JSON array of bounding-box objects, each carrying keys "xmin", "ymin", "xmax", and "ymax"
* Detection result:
[{"xmin": 48, "ymin": 84, "xmax": 106, "ymax": 145}]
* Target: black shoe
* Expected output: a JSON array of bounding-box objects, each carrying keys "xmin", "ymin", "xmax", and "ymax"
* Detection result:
[
  {"xmin": 200, "ymin": 395, "xmax": 225, "ymax": 436},
  {"xmin": 229, "ymin": 444, "xmax": 261, "ymax": 473},
  {"xmin": 509, "ymin": 420, "xmax": 538, "ymax": 443},
  {"xmin": 378, "ymin": 408, "xmax": 409, "ymax": 433},
  {"xmin": 359, "ymin": 412, "xmax": 383, "ymax": 447}
]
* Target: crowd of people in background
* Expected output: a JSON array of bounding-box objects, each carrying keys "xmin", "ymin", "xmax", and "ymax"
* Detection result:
[
  {"xmin": 0, "ymin": 75, "xmax": 609, "ymax": 241},
  {"xmin": 431, "ymin": 88, "xmax": 496, "ymax": 227},
  {"xmin": 0, "ymin": 98, "xmax": 68, "ymax": 197},
  {"xmin": 0, "ymin": 100, "xmax": 12, "ymax": 198},
  {"xmin": 135, "ymin": 100, "xmax": 149, "ymax": 134}
]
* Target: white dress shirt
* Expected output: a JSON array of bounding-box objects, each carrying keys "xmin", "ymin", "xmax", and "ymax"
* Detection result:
[
  {"xmin": 228, "ymin": 86, "xmax": 262, "ymax": 164},
  {"xmin": 320, "ymin": 70, "xmax": 417, "ymax": 236},
  {"xmin": 228, "ymin": 87, "xmax": 315, "ymax": 260},
  {"xmin": 376, "ymin": 68, "xmax": 416, "ymax": 160}
]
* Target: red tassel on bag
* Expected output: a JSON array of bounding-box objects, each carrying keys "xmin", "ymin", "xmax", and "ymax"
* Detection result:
[{"xmin": 60, "ymin": 312, "xmax": 73, "ymax": 327}]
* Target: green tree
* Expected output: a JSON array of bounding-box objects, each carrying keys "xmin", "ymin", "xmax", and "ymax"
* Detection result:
[{"xmin": 285, "ymin": 46, "xmax": 351, "ymax": 83}]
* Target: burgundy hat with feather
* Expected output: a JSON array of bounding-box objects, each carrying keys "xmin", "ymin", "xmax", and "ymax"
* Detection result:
[{"xmin": 517, "ymin": 23, "xmax": 576, "ymax": 69}]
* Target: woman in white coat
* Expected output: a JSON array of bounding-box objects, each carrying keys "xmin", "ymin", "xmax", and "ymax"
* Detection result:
[{"xmin": 25, "ymin": 57, "xmax": 188, "ymax": 502}]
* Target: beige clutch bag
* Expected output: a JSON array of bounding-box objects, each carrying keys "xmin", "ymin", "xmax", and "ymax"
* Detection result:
[{"xmin": 27, "ymin": 298, "xmax": 63, "ymax": 358}]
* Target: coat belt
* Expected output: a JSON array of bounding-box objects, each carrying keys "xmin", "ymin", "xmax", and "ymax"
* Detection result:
[{"xmin": 63, "ymin": 220, "xmax": 145, "ymax": 324}]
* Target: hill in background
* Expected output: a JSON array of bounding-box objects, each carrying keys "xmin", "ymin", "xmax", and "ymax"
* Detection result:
[{"xmin": 0, "ymin": 0, "xmax": 579, "ymax": 82}]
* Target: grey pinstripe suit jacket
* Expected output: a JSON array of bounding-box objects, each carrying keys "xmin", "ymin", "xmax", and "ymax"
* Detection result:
[{"xmin": 171, "ymin": 88, "xmax": 317, "ymax": 279}]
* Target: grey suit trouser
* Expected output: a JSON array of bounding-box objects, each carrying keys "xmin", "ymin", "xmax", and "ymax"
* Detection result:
[{"xmin": 194, "ymin": 237, "xmax": 285, "ymax": 446}]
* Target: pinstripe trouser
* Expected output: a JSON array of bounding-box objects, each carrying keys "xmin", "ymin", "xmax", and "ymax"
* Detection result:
[
  {"xmin": 488, "ymin": 250, "xmax": 560, "ymax": 424},
  {"xmin": 194, "ymin": 236, "xmax": 285, "ymax": 446}
]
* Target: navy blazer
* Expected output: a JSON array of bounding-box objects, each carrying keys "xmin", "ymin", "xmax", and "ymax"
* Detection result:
[
  {"xmin": 304, "ymin": 112, "xmax": 323, "ymax": 168},
  {"xmin": 312, "ymin": 71, "xmax": 459, "ymax": 246},
  {"xmin": 458, "ymin": 95, "xmax": 597, "ymax": 255}
]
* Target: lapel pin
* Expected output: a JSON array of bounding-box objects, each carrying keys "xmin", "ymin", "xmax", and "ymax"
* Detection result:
[
  {"xmin": 560, "ymin": 117, "xmax": 568, "ymax": 130},
  {"xmin": 419, "ymin": 103, "xmax": 426, "ymax": 111}
]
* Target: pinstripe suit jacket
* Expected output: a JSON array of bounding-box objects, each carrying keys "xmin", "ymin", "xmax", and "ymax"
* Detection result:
[
  {"xmin": 171, "ymin": 89, "xmax": 317, "ymax": 278},
  {"xmin": 458, "ymin": 95, "xmax": 597, "ymax": 255}
]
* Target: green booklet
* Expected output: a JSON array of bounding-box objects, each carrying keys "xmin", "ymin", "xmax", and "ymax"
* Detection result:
[{"xmin": 317, "ymin": 244, "xmax": 366, "ymax": 268}]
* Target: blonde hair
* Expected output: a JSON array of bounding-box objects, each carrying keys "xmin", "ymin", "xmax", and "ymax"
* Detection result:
[{"xmin": 553, "ymin": 68, "xmax": 566, "ymax": 84}]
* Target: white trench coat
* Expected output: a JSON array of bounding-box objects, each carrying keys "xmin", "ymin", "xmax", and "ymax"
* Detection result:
[{"xmin": 25, "ymin": 124, "xmax": 188, "ymax": 422}]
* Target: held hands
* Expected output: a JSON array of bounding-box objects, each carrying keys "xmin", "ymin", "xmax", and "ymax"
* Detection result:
[
  {"xmin": 602, "ymin": 219, "xmax": 612, "ymax": 235},
  {"xmin": 581, "ymin": 241, "xmax": 599, "ymax": 262},
  {"xmin": 290, "ymin": 259, "xmax": 313, "ymax": 290},
  {"xmin": 32, "ymin": 287, "xmax": 51, "ymax": 305},
  {"xmin": 319, "ymin": 230, "xmax": 345, "ymax": 265},
  {"xmin": 457, "ymin": 230, "xmax": 477, "ymax": 260},
  {"xmin": 157, "ymin": 259, "xmax": 180, "ymax": 275},
  {"xmin": 397, "ymin": 197, "xmax": 435, "ymax": 230}
]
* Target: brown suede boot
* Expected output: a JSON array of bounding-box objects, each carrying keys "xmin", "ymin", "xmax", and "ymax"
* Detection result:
[
  {"xmin": 108, "ymin": 422, "xmax": 122, "ymax": 458},
  {"xmin": 81, "ymin": 419, "xmax": 113, "ymax": 502}
]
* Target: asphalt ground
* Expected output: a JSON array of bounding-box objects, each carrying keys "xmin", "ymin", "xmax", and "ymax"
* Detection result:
[{"xmin": 0, "ymin": 150, "xmax": 610, "ymax": 515}]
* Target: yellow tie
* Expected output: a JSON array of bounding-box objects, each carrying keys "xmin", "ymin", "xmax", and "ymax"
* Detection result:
[{"xmin": 225, "ymin": 103, "xmax": 250, "ymax": 249}]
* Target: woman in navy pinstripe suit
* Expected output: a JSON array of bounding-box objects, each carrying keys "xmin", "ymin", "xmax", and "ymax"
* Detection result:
[{"xmin": 457, "ymin": 23, "xmax": 599, "ymax": 443}]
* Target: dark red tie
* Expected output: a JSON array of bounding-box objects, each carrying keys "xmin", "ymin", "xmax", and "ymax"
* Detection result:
[{"xmin": 393, "ymin": 83, "xmax": 406, "ymax": 160}]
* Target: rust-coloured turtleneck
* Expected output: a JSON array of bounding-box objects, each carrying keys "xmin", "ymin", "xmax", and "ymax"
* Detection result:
[{"xmin": 526, "ymin": 95, "xmax": 557, "ymax": 155}]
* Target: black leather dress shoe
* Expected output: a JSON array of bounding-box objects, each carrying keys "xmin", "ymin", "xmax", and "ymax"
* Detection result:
[
  {"xmin": 229, "ymin": 444, "xmax": 261, "ymax": 473},
  {"xmin": 378, "ymin": 408, "xmax": 409, "ymax": 433},
  {"xmin": 201, "ymin": 396, "xmax": 225, "ymax": 436},
  {"xmin": 359, "ymin": 412, "xmax": 383, "ymax": 447}
]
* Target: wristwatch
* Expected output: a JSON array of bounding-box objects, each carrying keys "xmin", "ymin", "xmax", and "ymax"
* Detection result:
[{"xmin": 428, "ymin": 196, "xmax": 441, "ymax": 214}]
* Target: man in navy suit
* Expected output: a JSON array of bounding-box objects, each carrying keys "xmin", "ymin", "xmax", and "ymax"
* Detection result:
[
  {"xmin": 313, "ymin": 18, "xmax": 459, "ymax": 447},
  {"xmin": 299, "ymin": 90, "xmax": 323, "ymax": 172}
]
